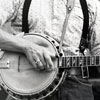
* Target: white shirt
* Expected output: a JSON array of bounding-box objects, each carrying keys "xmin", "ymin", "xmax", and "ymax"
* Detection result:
[{"xmin": 0, "ymin": 0, "xmax": 97, "ymax": 54}]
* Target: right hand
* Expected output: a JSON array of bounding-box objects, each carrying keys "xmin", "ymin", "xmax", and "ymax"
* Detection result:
[{"xmin": 23, "ymin": 41, "xmax": 55, "ymax": 71}]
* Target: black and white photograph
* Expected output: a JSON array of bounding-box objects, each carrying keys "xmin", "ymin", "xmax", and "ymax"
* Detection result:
[{"xmin": 0, "ymin": 0, "xmax": 100, "ymax": 100}]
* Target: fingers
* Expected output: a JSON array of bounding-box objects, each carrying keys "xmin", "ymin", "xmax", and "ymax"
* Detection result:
[
  {"xmin": 35, "ymin": 60, "xmax": 44, "ymax": 70},
  {"xmin": 38, "ymin": 55, "xmax": 46, "ymax": 70},
  {"xmin": 32, "ymin": 51, "xmax": 54, "ymax": 71},
  {"xmin": 43, "ymin": 52, "xmax": 54, "ymax": 71},
  {"xmin": 24, "ymin": 44, "xmax": 54, "ymax": 71},
  {"xmin": 30, "ymin": 50, "xmax": 44, "ymax": 70},
  {"xmin": 25, "ymin": 51, "xmax": 37, "ymax": 69},
  {"xmin": 33, "ymin": 49, "xmax": 54, "ymax": 71}
]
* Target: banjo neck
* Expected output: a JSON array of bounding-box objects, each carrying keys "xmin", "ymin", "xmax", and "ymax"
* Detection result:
[
  {"xmin": 60, "ymin": 56, "xmax": 100, "ymax": 68},
  {"xmin": 0, "ymin": 55, "xmax": 100, "ymax": 69}
]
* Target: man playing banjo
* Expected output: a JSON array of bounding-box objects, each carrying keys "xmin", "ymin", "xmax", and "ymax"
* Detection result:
[{"xmin": 0, "ymin": 0, "xmax": 99, "ymax": 100}]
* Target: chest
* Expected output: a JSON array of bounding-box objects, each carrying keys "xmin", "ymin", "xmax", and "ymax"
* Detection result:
[{"xmin": 17, "ymin": 0, "xmax": 52, "ymax": 25}]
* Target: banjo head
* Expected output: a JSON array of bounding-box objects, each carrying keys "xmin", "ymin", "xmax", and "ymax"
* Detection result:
[{"xmin": 0, "ymin": 34, "xmax": 65, "ymax": 100}]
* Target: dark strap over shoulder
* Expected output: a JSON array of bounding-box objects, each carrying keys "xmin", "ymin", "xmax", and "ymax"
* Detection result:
[
  {"xmin": 22, "ymin": 0, "xmax": 32, "ymax": 33},
  {"xmin": 79, "ymin": 0, "xmax": 89, "ymax": 53},
  {"xmin": 22, "ymin": 0, "xmax": 90, "ymax": 53}
]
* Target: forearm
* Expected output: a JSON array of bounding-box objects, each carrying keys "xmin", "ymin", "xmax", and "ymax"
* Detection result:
[{"xmin": 0, "ymin": 29, "xmax": 27, "ymax": 53}]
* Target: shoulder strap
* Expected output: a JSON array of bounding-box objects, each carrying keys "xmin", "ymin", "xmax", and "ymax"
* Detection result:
[
  {"xmin": 59, "ymin": 0, "xmax": 75, "ymax": 53},
  {"xmin": 22, "ymin": 0, "xmax": 32, "ymax": 33},
  {"xmin": 79, "ymin": 0, "xmax": 89, "ymax": 53}
]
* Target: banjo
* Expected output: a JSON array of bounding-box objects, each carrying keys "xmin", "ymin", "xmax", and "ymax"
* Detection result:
[
  {"xmin": 0, "ymin": 33, "xmax": 100, "ymax": 100},
  {"xmin": 0, "ymin": 0, "xmax": 94, "ymax": 100},
  {"xmin": 0, "ymin": 33, "xmax": 66, "ymax": 100}
]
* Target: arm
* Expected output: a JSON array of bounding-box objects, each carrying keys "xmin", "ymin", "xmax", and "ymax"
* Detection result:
[
  {"xmin": 0, "ymin": 0, "xmax": 53, "ymax": 71},
  {"xmin": 0, "ymin": 29, "xmax": 26, "ymax": 52},
  {"xmin": 0, "ymin": 29, "xmax": 53, "ymax": 70}
]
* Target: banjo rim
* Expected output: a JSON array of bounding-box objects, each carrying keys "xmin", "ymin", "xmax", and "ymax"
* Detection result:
[{"xmin": 0, "ymin": 34, "xmax": 66, "ymax": 100}]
